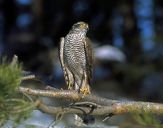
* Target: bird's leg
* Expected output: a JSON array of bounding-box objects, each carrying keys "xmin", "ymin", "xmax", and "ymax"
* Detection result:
[
  {"xmin": 68, "ymin": 83, "xmax": 72, "ymax": 90},
  {"xmin": 67, "ymin": 81, "xmax": 73, "ymax": 90},
  {"xmin": 65, "ymin": 68, "xmax": 74, "ymax": 90},
  {"xmin": 67, "ymin": 74, "xmax": 74, "ymax": 90},
  {"xmin": 80, "ymin": 71, "xmax": 90, "ymax": 95}
]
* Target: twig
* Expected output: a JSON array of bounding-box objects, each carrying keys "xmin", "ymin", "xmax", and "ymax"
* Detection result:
[
  {"xmin": 18, "ymin": 87, "xmax": 80, "ymax": 101},
  {"xmin": 21, "ymin": 75, "xmax": 36, "ymax": 81}
]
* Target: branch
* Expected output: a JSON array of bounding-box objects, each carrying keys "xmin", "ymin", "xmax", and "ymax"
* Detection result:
[
  {"xmin": 18, "ymin": 87, "xmax": 163, "ymax": 116},
  {"xmin": 35, "ymin": 100, "xmax": 163, "ymax": 116},
  {"xmin": 21, "ymin": 75, "xmax": 36, "ymax": 81},
  {"xmin": 18, "ymin": 87, "xmax": 116, "ymax": 105}
]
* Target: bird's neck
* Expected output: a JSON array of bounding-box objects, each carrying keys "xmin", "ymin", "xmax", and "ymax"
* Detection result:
[{"xmin": 69, "ymin": 30, "xmax": 86, "ymax": 37}]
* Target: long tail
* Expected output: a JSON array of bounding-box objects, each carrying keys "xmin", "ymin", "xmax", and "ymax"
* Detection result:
[{"xmin": 74, "ymin": 74, "xmax": 94, "ymax": 126}]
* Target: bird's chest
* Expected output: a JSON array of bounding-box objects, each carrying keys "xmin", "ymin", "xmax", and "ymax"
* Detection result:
[{"xmin": 64, "ymin": 34, "xmax": 86, "ymax": 65}]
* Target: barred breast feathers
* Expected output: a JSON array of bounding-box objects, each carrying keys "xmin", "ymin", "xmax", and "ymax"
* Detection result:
[{"xmin": 64, "ymin": 32, "xmax": 87, "ymax": 72}]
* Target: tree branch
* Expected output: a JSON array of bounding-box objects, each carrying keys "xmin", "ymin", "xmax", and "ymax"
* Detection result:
[
  {"xmin": 18, "ymin": 87, "xmax": 117, "ymax": 105},
  {"xmin": 18, "ymin": 87, "xmax": 163, "ymax": 116},
  {"xmin": 35, "ymin": 100, "xmax": 163, "ymax": 116}
]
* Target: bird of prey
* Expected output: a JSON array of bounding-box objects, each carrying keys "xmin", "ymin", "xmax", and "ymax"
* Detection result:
[{"xmin": 59, "ymin": 21, "xmax": 93, "ymax": 95}]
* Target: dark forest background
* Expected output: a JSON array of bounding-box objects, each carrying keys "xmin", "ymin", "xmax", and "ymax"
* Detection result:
[{"xmin": 0, "ymin": 0, "xmax": 163, "ymax": 103}]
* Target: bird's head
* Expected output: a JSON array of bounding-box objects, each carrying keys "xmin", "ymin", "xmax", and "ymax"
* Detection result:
[{"xmin": 71, "ymin": 21, "xmax": 89, "ymax": 33}]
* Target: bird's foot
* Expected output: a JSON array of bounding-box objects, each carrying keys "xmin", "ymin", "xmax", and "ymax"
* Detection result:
[
  {"xmin": 68, "ymin": 83, "xmax": 73, "ymax": 90},
  {"xmin": 80, "ymin": 86, "xmax": 90, "ymax": 98}
]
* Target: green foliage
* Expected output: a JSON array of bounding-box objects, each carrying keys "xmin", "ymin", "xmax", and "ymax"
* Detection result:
[
  {"xmin": 0, "ymin": 57, "xmax": 21, "ymax": 100},
  {"xmin": 133, "ymin": 113, "xmax": 161, "ymax": 128},
  {"xmin": 0, "ymin": 57, "xmax": 34, "ymax": 127}
]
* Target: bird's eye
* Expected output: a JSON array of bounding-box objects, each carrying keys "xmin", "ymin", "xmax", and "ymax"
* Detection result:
[{"xmin": 79, "ymin": 24, "xmax": 85, "ymax": 29}]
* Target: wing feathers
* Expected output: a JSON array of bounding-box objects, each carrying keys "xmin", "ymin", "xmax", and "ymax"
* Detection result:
[{"xmin": 83, "ymin": 37, "xmax": 93, "ymax": 83}]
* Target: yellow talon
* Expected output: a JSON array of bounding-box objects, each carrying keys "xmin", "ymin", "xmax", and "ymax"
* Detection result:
[{"xmin": 80, "ymin": 86, "xmax": 90, "ymax": 98}]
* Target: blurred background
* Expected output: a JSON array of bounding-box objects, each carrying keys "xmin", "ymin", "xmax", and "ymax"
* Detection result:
[
  {"xmin": 1, "ymin": 0, "xmax": 163, "ymax": 127},
  {"xmin": 0, "ymin": 0, "xmax": 163, "ymax": 106}
]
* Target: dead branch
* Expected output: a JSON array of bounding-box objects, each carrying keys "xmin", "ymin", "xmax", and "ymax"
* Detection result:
[
  {"xmin": 18, "ymin": 87, "xmax": 116, "ymax": 105},
  {"xmin": 37, "ymin": 101, "xmax": 163, "ymax": 116},
  {"xmin": 21, "ymin": 75, "xmax": 36, "ymax": 81},
  {"xmin": 18, "ymin": 87, "xmax": 163, "ymax": 116}
]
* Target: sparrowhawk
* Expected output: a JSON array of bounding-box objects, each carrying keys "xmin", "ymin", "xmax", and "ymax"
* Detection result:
[{"xmin": 59, "ymin": 21, "xmax": 93, "ymax": 95}]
